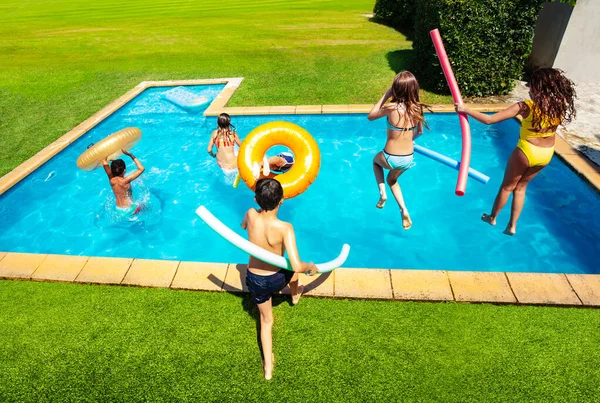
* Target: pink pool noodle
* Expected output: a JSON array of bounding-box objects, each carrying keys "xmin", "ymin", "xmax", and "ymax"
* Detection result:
[{"xmin": 430, "ymin": 28, "xmax": 471, "ymax": 196}]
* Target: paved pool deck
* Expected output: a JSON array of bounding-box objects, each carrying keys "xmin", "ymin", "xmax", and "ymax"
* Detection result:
[
  {"xmin": 1, "ymin": 253, "xmax": 599, "ymax": 307},
  {"xmin": 0, "ymin": 78, "xmax": 599, "ymax": 308}
]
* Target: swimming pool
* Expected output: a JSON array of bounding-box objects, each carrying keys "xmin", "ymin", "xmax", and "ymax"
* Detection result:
[{"xmin": 0, "ymin": 85, "xmax": 598, "ymax": 274}]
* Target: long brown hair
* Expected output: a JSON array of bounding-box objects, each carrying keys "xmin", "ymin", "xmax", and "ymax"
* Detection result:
[
  {"xmin": 216, "ymin": 113, "xmax": 236, "ymax": 144},
  {"xmin": 528, "ymin": 68, "xmax": 576, "ymax": 129},
  {"xmin": 388, "ymin": 71, "xmax": 429, "ymax": 128}
]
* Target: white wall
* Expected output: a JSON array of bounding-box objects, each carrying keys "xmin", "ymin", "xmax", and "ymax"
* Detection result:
[{"xmin": 553, "ymin": 0, "xmax": 600, "ymax": 83}]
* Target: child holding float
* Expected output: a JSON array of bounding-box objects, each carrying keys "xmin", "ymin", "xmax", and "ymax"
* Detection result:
[
  {"xmin": 241, "ymin": 178, "xmax": 317, "ymax": 380},
  {"xmin": 368, "ymin": 71, "xmax": 428, "ymax": 230},
  {"xmin": 455, "ymin": 68, "xmax": 576, "ymax": 235}
]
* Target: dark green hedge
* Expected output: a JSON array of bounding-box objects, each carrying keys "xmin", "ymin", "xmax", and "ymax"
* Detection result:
[
  {"xmin": 372, "ymin": 0, "xmax": 415, "ymax": 30},
  {"xmin": 375, "ymin": 0, "xmax": 544, "ymax": 97}
]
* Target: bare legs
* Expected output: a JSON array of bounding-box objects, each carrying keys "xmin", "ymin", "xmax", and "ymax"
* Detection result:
[
  {"xmin": 373, "ymin": 154, "xmax": 387, "ymax": 208},
  {"xmin": 373, "ymin": 152, "xmax": 411, "ymax": 229},
  {"xmin": 256, "ymin": 273, "xmax": 302, "ymax": 380},
  {"xmin": 483, "ymin": 148, "xmax": 544, "ymax": 235},
  {"xmin": 288, "ymin": 273, "xmax": 303, "ymax": 305},
  {"xmin": 256, "ymin": 300, "xmax": 274, "ymax": 380}
]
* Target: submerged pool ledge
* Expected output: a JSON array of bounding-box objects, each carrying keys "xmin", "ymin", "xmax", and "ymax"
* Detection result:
[{"xmin": 0, "ymin": 252, "xmax": 598, "ymax": 307}]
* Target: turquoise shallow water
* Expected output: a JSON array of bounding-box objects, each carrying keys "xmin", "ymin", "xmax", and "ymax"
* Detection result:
[{"xmin": 0, "ymin": 85, "xmax": 598, "ymax": 274}]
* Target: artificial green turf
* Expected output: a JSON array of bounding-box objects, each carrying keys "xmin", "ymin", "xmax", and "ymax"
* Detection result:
[
  {"xmin": 0, "ymin": 281, "xmax": 598, "ymax": 402},
  {"xmin": 0, "ymin": 0, "xmax": 452, "ymax": 177}
]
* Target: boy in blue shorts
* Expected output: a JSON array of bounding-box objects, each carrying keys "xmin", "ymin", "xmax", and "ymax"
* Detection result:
[{"xmin": 241, "ymin": 178, "xmax": 317, "ymax": 380}]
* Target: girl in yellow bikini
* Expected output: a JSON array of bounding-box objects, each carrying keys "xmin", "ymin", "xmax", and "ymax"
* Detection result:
[
  {"xmin": 207, "ymin": 113, "xmax": 242, "ymax": 172},
  {"xmin": 455, "ymin": 68, "xmax": 576, "ymax": 235}
]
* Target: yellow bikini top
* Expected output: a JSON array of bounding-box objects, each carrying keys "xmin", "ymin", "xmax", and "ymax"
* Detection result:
[{"xmin": 520, "ymin": 100, "xmax": 560, "ymax": 140}]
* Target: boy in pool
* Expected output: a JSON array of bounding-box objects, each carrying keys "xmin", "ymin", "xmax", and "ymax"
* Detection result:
[
  {"xmin": 253, "ymin": 152, "xmax": 295, "ymax": 179},
  {"xmin": 101, "ymin": 149, "xmax": 145, "ymax": 216},
  {"xmin": 241, "ymin": 178, "xmax": 317, "ymax": 380}
]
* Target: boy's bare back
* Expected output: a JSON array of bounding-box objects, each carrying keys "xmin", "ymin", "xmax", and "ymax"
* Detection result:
[
  {"xmin": 243, "ymin": 208, "xmax": 292, "ymax": 275},
  {"xmin": 109, "ymin": 177, "xmax": 133, "ymax": 208}
]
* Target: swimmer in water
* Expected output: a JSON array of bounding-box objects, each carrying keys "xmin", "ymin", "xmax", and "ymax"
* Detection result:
[
  {"xmin": 252, "ymin": 152, "xmax": 295, "ymax": 179},
  {"xmin": 101, "ymin": 150, "xmax": 145, "ymax": 216}
]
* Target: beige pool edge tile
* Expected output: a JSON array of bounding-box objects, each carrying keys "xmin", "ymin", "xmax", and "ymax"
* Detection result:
[
  {"xmin": 565, "ymin": 274, "xmax": 600, "ymax": 306},
  {"xmin": 554, "ymin": 150, "xmax": 600, "ymax": 192},
  {"xmin": 335, "ymin": 268, "xmax": 393, "ymax": 299},
  {"xmin": 122, "ymin": 259, "xmax": 180, "ymax": 288},
  {"xmin": 390, "ymin": 270, "xmax": 454, "ymax": 301},
  {"xmin": 74, "ymin": 257, "xmax": 134, "ymax": 285},
  {"xmin": 170, "ymin": 262, "xmax": 228, "ymax": 291},
  {"xmin": 31, "ymin": 255, "xmax": 89, "ymax": 282},
  {"xmin": 0, "ymin": 252, "xmax": 6, "ymax": 262},
  {"xmin": 241, "ymin": 106, "xmax": 270, "ymax": 115},
  {"xmin": 222, "ymin": 263, "xmax": 248, "ymax": 293},
  {"xmin": 321, "ymin": 105, "xmax": 349, "ymax": 114},
  {"xmin": 0, "ymin": 253, "xmax": 48, "ymax": 279},
  {"xmin": 296, "ymin": 105, "xmax": 322, "ymax": 114},
  {"xmin": 506, "ymin": 272, "xmax": 582, "ymax": 306},
  {"xmin": 448, "ymin": 271, "xmax": 517, "ymax": 303},
  {"xmin": 347, "ymin": 104, "xmax": 374, "ymax": 113},
  {"xmin": 269, "ymin": 106, "xmax": 296, "ymax": 115},
  {"xmin": 280, "ymin": 271, "xmax": 335, "ymax": 297}
]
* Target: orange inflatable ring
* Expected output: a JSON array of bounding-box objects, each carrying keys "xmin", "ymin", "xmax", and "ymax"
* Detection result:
[{"xmin": 237, "ymin": 121, "xmax": 320, "ymax": 199}]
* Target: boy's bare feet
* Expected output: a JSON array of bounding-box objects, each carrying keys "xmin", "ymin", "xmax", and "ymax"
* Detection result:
[
  {"xmin": 481, "ymin": 213, "xmax": 496, "ymax": 226},
  {"xmin": 376, "ymin": 195, "xmax": 387, "ymax": 209},
  {"xmin": 291, "ymin": 284, "xmax": 304, "ymax": 305},
  {"xmin": 264, "ymin": 353, "xmax": 275, "ymax": 380},
  {"xmin": 402, "ymin": 212, "xmax": 412, "ymax": 230},
  {"xmin": 503, "ymin": 225, "xmax": 516, "ymax": 236}
]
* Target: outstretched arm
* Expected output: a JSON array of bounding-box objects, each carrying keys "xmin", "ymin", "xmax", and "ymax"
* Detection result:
[
  {"xmin": 234, "ymin": 132, "xmax": 242, "ymax": 147},
  {"xmin": 122, "ymin": 150, "xmax": 145, "ymax": 183},
  {"xmin": 455, "ymin": 102, "xmax": 521, "ymax": 125},
  {"xmin": 282, "ymin": 223, "xmax": 317, "ymax": 275},
  {"xmin": 367, "ymin": 88, "xmax": 393, "ymax": 121},
  {"xmin": 101, "ymin": 158, "xmax": 113, "ymax": 179},
  {"xmin": 207, "ymin": 131, "xmax": 216, "ymax": 157}
]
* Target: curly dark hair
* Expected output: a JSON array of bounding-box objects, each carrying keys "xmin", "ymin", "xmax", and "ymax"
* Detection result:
[{"xmin": 528, "ymin": 68, "xmax": 576, "ymax": 130}]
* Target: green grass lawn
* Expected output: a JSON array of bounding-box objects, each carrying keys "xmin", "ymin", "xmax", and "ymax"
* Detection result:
[
  {"xmin": 0, "ymin": 0, "xmax": 450, "ymax": 178},
  {"xmin": 0, "ymin": 281, "xmax": 599, "ymax": 402}
]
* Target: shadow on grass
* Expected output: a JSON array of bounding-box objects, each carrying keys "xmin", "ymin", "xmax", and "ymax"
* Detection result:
[
  {"xmin": 368, "ymin": 16, "xmax": 414, "ymax": 41},
  {"xmin": 207, "ymin": 264, "xmax": 334, "ymax": 361}
]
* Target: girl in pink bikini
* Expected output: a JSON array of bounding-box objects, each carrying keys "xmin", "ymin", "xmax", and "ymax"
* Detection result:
[{"xmin": 207, "ymin": 113, "xmax": 242, "ymax": 172}]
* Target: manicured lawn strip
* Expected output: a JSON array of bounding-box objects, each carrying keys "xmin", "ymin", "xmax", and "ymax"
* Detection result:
[
  {"xmin": 0, "ymin": 281, "xmax": 598, "ymax": 402},
  {"xmin": 0, "ymin": 0, "xmax": 451, "ymax": 177}
]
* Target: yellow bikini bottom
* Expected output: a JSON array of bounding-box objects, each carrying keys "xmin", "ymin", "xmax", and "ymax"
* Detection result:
[{"xmin": 516, "ymin": 139, "xmax": 554, "ymax": 167}]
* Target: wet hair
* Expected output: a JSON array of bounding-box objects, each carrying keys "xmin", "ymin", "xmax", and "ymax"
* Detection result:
[
  {"xmin": 255, "ymin": 178, "xmax": 283, "ymax": 211},
  {"xmin": 216, "ymin": 113, "xmax": 236, "ymax": 145},
  {"xmin": 527, "ymin": 68, "xmax": 576, "ymax": 129},
  {"xmin": 388, "ymin": 71, "xmax": 429, "ymax": 129},
  {"xmin": 110, "ymin": 159, "xmax": 126, "ymax": 177}
]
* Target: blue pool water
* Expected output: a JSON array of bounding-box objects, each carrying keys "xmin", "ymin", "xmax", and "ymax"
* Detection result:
[{"xmin": 1, "ymin": 85, "xmax": 599, "ymax": 274}]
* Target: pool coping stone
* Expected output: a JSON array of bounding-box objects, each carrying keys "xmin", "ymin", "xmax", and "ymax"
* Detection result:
[
  {"xmin": 390, "ymin": 269, "xmax": 453, "ymax": 301},
  {"xmin": 0, "ymin": 252, "xmax": 598, "ymax": 307},
  {"xmin": 0, "ymin": 79, "xmax": 598, "ymax": 307}
]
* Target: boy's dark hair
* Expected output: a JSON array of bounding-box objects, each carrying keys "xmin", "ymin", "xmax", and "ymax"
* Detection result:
[
  {"xmin": 255, "ymin": 178, "xmax": 283, "ymax": 211},
  {"xmin": 110, "ymin": 159, "xmax": 126, "ymax": 177}
]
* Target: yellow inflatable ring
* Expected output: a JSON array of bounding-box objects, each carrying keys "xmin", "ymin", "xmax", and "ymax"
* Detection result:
[
  {"xmin": 237, "ymin": 121, "xmax": 320, "ymax": 199},
  {"xmin": 76, "ymin": 127, "xmax": 142, "ymax": 171}
]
